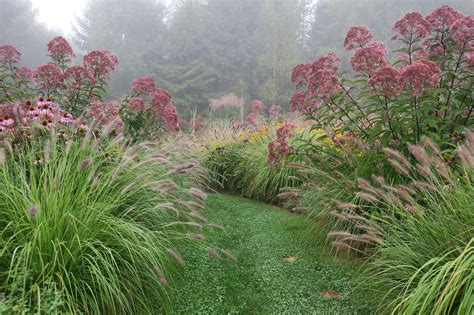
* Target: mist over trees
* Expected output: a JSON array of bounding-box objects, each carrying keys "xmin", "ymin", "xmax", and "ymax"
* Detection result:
[
  {"xmin": 0, "ymin": 0, "xmax": 55, "ymax": 66},
  {"xmin": 1, "ymin": 0, "xmax": 472, "ymax": 118}
]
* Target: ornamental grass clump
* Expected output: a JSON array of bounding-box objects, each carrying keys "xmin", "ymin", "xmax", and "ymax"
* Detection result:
[
  {"xmin": 327, "ymin": 130, "xmax": 474, "ymax": 314},
  {"xmin": 0, "ymin": 126, "xmax": 212, "ymax": 313}
]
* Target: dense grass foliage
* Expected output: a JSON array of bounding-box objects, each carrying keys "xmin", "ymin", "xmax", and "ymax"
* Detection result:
[
  {"xmin": 170, "ymin": 194, "xmax": 373, "ymax": 313},
  {"xmin": 0, "ymin": 134, "xmax": 208, "ymax": 313},
  {"xmin": 204, "ymin": 140, "xmax": 303, "ymax": 204}
]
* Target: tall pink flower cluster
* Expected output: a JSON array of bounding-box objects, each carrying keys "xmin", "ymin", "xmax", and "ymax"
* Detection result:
[
  {"xmin": 132, "ymin": 77, "xmax": 158, "ymax": 95},
  {"xmin": 209, "ymin": 93, "xmax": 244, "ymax": 110},
  {"xmin": 303, "ymin": 53, "xmax": 342, "ymax": 103},
  {"xmin": 63, "ymin": 66, "xmax": 96, "ymax": 91},
  {"xmin": 245, "ymin": 111, "xmax": 258, "ymax": 126},
  {"xmin": 268, "ymin": 104, "xmax": 281, "ymax": 118},
  {"xmin": 343, "ymin": 26, "xmax": 374, "ymax": 50},
  {"xmin": 88, "ymin": 101, "xmax": 123, "ymax": 131},
  {"xmin": 392, "ymin": 12, "xmax": 431, "ymax": 41},
  {"xmin": 151, "ymin": 89, "xmax": 179, "ymax": 131},
  {"xmin": 0, "ymin": 45, "xmax": 21, "ymax": 64},
  {"xmin": 425, "ymin": 5, "xmax": 463, "ymax": 31},
  {"xmin": 450, "ymin": 15, "xmax": 474, "ymax": 49},
  {"xmin": 291, "ymin": 63, "xmax": 312, "ymax": 88},
  {"xmin": 268, "ymin": 122, "xmax": 294, "ymax": 168},
  {"xmin": 251, "ymin": 100, "xmax": 264, "ymax": 112},
  {"xmin": 400, "ymin": 60, "xmax": 441, "ymax": 96},
  {"xmin": 47, "ymin": 36, "xmax": 75, "ymax": 61},
  {"xmin": 33, "ymin": 64, "xmax": 64, "ymax": 91},
  {"xmin": 368, "ymin": 66, "xmax": 402, "ymax": 97},
  {"xmin": 15, "ymin": 67, "xmax": 33, "ymax": 81},
  {"xmin": 350, "ymin": 42, "xmax": 387, "ymax": 74},
  {"xmin": 83, "ymin": 50, "xmax": 118, "ymax": 80},
  {"xmin": 129, "ymin": 97, "xmax": 146, "ymax": 112}
]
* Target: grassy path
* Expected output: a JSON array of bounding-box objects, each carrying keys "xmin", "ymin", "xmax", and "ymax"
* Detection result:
[{"xmin": 169, "ymin": 194, "xmax": 372, "ymax": 314}]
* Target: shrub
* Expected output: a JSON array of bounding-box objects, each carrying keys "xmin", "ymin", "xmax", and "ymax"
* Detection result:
[
  {"xmin": 290, "ymin": 5, "xmax": 473, "ymax": 149},
  {"xmin": 0, "ymin": 129, "xmax": 210, "ymax": 313}
]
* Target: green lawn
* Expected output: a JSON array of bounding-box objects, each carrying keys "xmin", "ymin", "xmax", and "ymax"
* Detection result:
[{"xmin": 168, "ymin": 194, "xmax": 373, "ymax": 314}]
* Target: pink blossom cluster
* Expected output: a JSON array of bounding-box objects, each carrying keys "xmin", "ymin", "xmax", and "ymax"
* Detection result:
[
  {"xmin": 343, "ymin": 26, "xmax": 374, "ymax": 50},
  {"xmin": 47, "ymin": 36, "xmax": 75, "ymax": 62},
  {"xmin": 151, "ymin": 89, "xmax": 179, "ymax": 131},
  {"xmin": 209, "ymin": 93, "xmax": 244, "ymax": 111},
  {"xmin": 132, "ymin": 77, "xmax": 158, "ymax": 95},
  {"xmin": 392, "ymin": 12, "xmax": 432, "ymax": 41},
  {"xmin": 88, "ymin": 101, "xmax": 124, "ymax": 132},
  {"xmin": 368, "ymin": 66, "xmax": 402, "ymax": 97},
  {"xmin": 268, "ymin": 122, "xmax": 294, "ymax": 168},
  {"xmin": 245, "ymin": 111, "xmax": 258, "ymax": 126},
  {"xmin": 33, "ymin": 64, "xmax": 64, "ymax": 92},
  {"xmin": 83, "ymin": 50, "xmax": 118, "ymax": 80},
  {"xmin": 268, "ymin": 104, "xmax": 281, "ymax": 118},
  {"xmin": 63, "ymin": 66, "xmax": 96, "ymax": 91},
  {"xmin": 129, "ymin": 97, "xmax": 146, "ymax": 112},
  {"xmin": 0, "ymin": 45, "xmax": 21, "ymax": 64},
  {"xmin": 15, "ymin": 67, "xmax": 33, "ymax": 81},
  {"xmin": 426, "ymin": 5, "xmax": 463, "ymax": 31},
  {"xmin": 0, "ymin": 98, "xmax": 81, "ymax": 139},
  {"xmin": 251, "ymin": 100, "xmax": 265, "ymax": 112},
  {"xmin": 350, "ymin": 42, "xmax": 387, "ymax": 74},
  {"xmin": 400, "ymin": 60, "xmax": 441, "ymax": 96},
  {"xmin": 450, "ymin": 15, "xmax": 474, "ymax": 49}
]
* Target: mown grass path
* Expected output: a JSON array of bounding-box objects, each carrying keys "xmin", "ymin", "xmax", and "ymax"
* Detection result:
[{"xmin": 169, "ymin": 194, "xmax": 372, "ymax": 314}]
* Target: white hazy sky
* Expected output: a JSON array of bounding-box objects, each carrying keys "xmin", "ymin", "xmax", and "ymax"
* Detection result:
[{"xmin": 32, "ymin": 0, "xmax": 87, "ymax": 35}]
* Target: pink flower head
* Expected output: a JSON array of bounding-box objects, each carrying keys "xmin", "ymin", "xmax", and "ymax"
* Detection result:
[
  {"xmin": 343, "ymin": 26, "xmax": 374, "ymax": 50},
  {"xmin": 450, "ymin": 15, "xmax": 474, "ymax": 49},
  {"xmin": 209, "ymin": 93, "xmax": 245, "ymax": 110},
  {"xmin": 33, "ymin": 64, "xmax": 64, "ymax": 91},
  {"xmin": 426, "ymin": 6, "xmax": 463, "ymax": 31},
  {"xmin": 131, "ymin": 77, "xmax": 158, "ymax": 95},
  {"xmin": 312, "ymin": 52, "xmax": 340, "ymax": 72},
  {"xmin": 83, "ymin": 50, "xmax": 118, "ymax": 80},
  {"xmin": 392, "ymin": 12, "xmax": 432, "ymax": 41},
  {"xmin": 129, "ymin": 97, "xmax": 146, "ymax": 111},
  {"xmin": 291, "ymin": 63, "xmax": 311, "ymax": 87},
  {"xmin": 15, "ymin": 67, "xmax": 33, "ymax": 81},
  {"xmin": 151, "ymin": 88, "xmax": 172, "ymax": 114},
  {"xmin": 63, "ymin": 66, "xmax": 96, "ymax": 91},
  {"xmin": 307, "ymin": 53, "xmax": 341, "ymax": 99},
  {"xmin": 162, "ymin": 103, "xmax": 179, "ymax": 131},
  {"xmin": 307, "ymin": 69, "xmax": 341, "ymax": 100},
  {"xmin": 251, "ymin": 100, "xmax": 264, "ymax": 112},
  {"xmin": 368, "ymin": 66, "xmax": 402, "ymax": 97},
  {"xmin": 245, "ymin": 111, "xmax": 258, "ymax": 126},
  {"xmin": 350, "ymin": 41, "xmax": 387, "ymax": 74},
  {"xmin": 268, "ymin": 104, "xmax": 281, "ymax": 118},
  {"xmin": 290, "ymin": 91, "xmax": 306, "ymax": 112},
  {"xmin": 400, "ymin": 59, "xmax": 441, "ymax": 96},
  {"xmin": 60, "ymin": 112, "xmax": 74, "ymax": 124},
  {"xmin": 268, "ymin": 122, "xmax": 294, "ymax": 168},
  {"xmin": 88, "ymin": 101, "xmax": 120, "ymax": 125},
  {"xmin": 0, "ymin": 45, "xmax": 21, "ymax": 64},
  {"xmin": 47, "ymin": 36, "xmax": 75, "ymax": 61}
]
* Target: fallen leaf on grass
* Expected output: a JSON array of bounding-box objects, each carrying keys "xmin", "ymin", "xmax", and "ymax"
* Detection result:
[
  {"xmin": 321, "ymin": 289, "xmax": 342, "ymax": 299},
  {"xmin": 283, "ymin": 255, "xmax": 299, "ymax": 262}
]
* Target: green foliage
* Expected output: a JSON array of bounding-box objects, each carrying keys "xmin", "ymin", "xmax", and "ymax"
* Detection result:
[
  {"xmin": 204, "ymin": 140, "xmax": 302, "ymax": 203},
  {"xmin": 0, "ymin": 134, "xmax": 206, "ymax": 313}
]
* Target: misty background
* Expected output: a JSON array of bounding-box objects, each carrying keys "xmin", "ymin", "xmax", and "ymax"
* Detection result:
[{"xmin": 1, "ymin": 0, "xmax": 472, "ymax": 119}]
